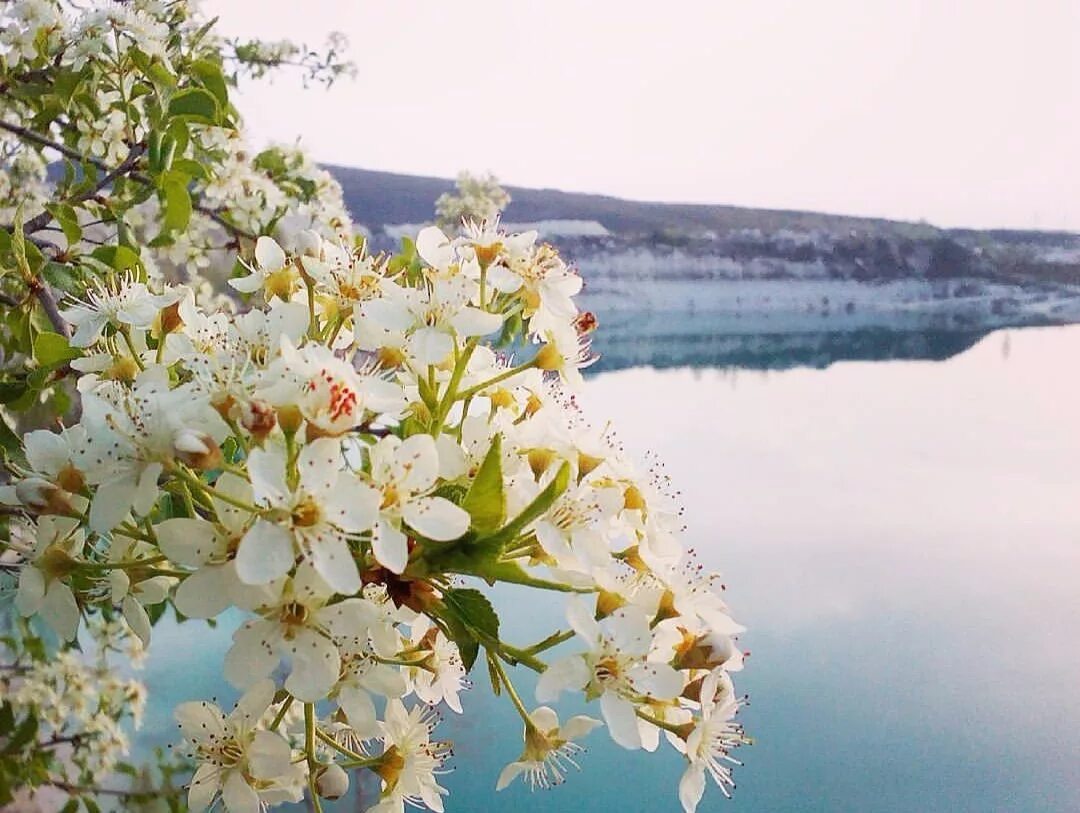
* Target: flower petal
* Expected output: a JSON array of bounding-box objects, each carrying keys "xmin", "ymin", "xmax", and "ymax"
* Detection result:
[
  {"xmin": 236, "ymin": 520, "xmax": 294, "ymax": 585},
  {"xmin": 402, "ymin": 496, "xmax": 469, "ymax": 541},
  {"xmin": 175, "ymin": 564, "xmax": 233, "ymax": 618},
  {"xmin": 255, "ymin": 236, "xmax": 286, "ymax": 271},
  {"xmin": 371, "ymin": 519, "xmax": 408, "ymax": 574},
  {"xmin": 285, "ymin": 628, "xmax": 340, "ymax": 702},
  {"xmin": 156, "ymin": 518, "xmax": 222, "ymax": 567},
  {"xmin": 601, "ymin": 692, "xmax": 642, "ymax": 750},
  {"xmin": 248, "ymin": 730, "xmax": 292, "ymax": 779},
  {"xmin": 679, "ymin": 765, "xmax": 707, "ymax": 813},
  {"xmin": 221, "ymin": 771, "xmax": 260, "ymax": 813}
]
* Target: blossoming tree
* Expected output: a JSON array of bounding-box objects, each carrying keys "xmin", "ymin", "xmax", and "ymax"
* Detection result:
[{"xmin": 0, "ymin": 3, "xmax": 750, "ymax": 813}]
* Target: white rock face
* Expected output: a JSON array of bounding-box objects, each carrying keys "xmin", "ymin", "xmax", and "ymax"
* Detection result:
[{"xmin": 502, "ymin": 219, "xmax": 610, "ymax": 237}]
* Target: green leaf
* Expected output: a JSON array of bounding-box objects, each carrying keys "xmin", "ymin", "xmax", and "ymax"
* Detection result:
[
  {"xmin": 167, "ymin": 88, "xmax": 219, "ymax": 123},
  {"xmin": 11, "ymin": 209, "xmax": 30, "ymax": 278},
  {"xmin": 0, "ymin": 380, "xmax": 28, "ymax": 405},
  {"xmin": 171, "ymin": 158, "xmax": 210, "ymax": 181},
  {"xmin": 91, "ymin": 244, "xmax": 142, "ymax": 272},
  {"xmin": 462, "ymin": 434, "xmax": 505, "ymax": 534},
  {"xmin": 481, "ymin": 461, "xmax": 571, "ymax": 551},
  {"xmin": 45, "ymin": 203, "xmax": 81, "ymax": 245},
  {"xmin": 2, "ymin": 712, "xmax": 37, "ymax": 755},
  {"xmin": 34, "ymin": 332, "xmax": 81, "ymax": 367},
  {"xmin": 160, "ymin": 173, "xmax": 192, "ymax": 233},
  {"xmin": 441, "ymin": 588, "xmax": 500, "ymax": 671},
  {"xmin": 190, "ymin": 59, "xmax": 230, "ymax": 108},
  {"xmin": 0, "ymin": 407, "xmax": 24, "ymax": 460},
  {"xmin": 42, "ymin": 261, "xmax": 81, "ymax": 294}
]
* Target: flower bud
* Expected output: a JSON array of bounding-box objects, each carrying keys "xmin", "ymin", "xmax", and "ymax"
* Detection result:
[
  {"xmin": 104, "ymin": 355, "xmax": 141, "ymax": 382},
  {"xmin": 578, "ymin": 451, "xmax": 604, "ymax": 478},
  {"xmin": 315, "ymin": 764, "xmax": 349, "ymax": 800},
  {"xmin": 241, "ymin": 399, "xmax": 277, "ymax": 440},
  {"xmin": 473, "ymin": 241, "xmax": 503, "ymax": 269},
  {"xmin": 172, "ymin": 429, "xmax": 223, "ymax": 471},
  {"xmin": 265, "ymin": 267, "xmax": 297, "ymax": 301},
  {"xmin": 212, "ymin": 393, "xmax": 237, "ymax": 420},
  {"xmin": 15, "ymin": 477, "xmax": 74, "ymax": 515},
  {"xmin": 595, "ymin": 588, "xmax": 627, "ymax": 619},
  {"xmin": 524, "ymin": 393, "xmax": 543, "ymax": 417},
  {"xmin": 157, "ymin": 301, "xmax": 183, "ymax": 336},
  {"xmin": 276, "ymin": 404, "xmax": 304, "ymax": 435},
  {"xmin": 296, "ymin": 229, "xmax": 323, "ymax": 259},
  {"xmin": 39, "ymin": 545, "xmax": 79, "ymax": 580}
]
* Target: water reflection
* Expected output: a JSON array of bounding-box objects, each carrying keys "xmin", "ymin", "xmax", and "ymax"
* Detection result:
[
  {"xmin": 590, "ymin": 325, "xmax": 993, "ymax": 372},
  {"xmin": 139, "ymin": 325, "xmax": 1080, "ymax": 812},
  {"xmin": 574, "ymin": 324, "xmax": 1080, "ymax": 812}
]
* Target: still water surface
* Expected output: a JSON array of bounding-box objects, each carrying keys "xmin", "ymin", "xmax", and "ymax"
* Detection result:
[{"xmin": 143, "ymin": 325, "xmax": 1080, "ymax": 812}]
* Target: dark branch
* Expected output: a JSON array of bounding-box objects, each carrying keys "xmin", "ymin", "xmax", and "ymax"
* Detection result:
[{"xmin": 0, "ymin": 120, "xmax": 256, "ymax": 242}]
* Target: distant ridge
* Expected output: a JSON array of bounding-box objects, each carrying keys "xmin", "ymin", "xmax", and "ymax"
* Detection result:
[{"xmin": 326, "ymin": 164, "xmax": 1076, "ymax": 241}]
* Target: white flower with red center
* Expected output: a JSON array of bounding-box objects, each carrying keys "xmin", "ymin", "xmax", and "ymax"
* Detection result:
[
  {"xmin": 238, "ymin": 437, "xmax": 379, "ymax": 594},
  {"xmin": 536, "ymin": 600, "xmax": 684, "ymax": 750},
  {"xmin": 175, "ymin": 680, "xmax": 303, "ymax": 813},
  {"xmin": 260, "ymin": 337, "xmax": 404, "ymax": 436},
  {"xmin": 496, "ymin": 705, "xmax": 601, "ymax": 791}
]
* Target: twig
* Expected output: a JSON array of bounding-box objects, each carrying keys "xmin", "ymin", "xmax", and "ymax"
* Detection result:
[
  {"xmin": 0, "ymin": 121, "xmax": 256, "ymax": 242},
  {"xmin": 47, "ymin": 781, "xmax": 167, "ymax": 799},
  {"xmin": 23, "ymin": 143, "xmax": 148, "ymax": 235},
  {"xmin": 27, "ymin": 276, "xmax": 72, "ymax": 338}
]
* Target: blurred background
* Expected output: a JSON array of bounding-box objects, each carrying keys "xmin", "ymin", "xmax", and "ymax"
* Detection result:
[{"xmin": 144, "ymin": 2, "xmax": 1080, "ymax": 811}]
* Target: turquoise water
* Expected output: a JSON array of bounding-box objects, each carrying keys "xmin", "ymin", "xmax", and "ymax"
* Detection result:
[{"xmin": 139, "ymin": 324, "xmax": 1080, "ymax": 812}]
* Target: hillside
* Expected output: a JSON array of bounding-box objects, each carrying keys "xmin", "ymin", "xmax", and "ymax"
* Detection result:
[
  {"xmin": 327, "ymin": 165, "xmax": 1080, "ymax": 367},
  {"xmin": 329, "ymin": 165, "xmax": 1080, "ymax": 254}
]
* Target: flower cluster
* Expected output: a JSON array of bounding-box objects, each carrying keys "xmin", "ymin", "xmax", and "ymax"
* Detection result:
[
  {"xmin": 2, "ymin": 217, "xmax": 749, "ymax": 813},
  {"xmin": 0, "ymin": 0, "xmax": 355, "ymax": 289},
  {"xmin": 0, "ymin": 618, "xmax": 148, "ymax": 791},
  {"xmin": 434, "ymin": 172, "xmax": 512, "ymax": 232}
]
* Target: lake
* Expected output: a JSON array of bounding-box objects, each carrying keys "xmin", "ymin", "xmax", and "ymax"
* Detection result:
[{"xmin": 139, "ymin": 323, "xmax": 1080, "ymax": 812}]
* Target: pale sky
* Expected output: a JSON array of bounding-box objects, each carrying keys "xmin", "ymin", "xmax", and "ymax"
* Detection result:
[{"xmin": 206, "ymin": 0, "xmax": 1080, "ymax": 231}]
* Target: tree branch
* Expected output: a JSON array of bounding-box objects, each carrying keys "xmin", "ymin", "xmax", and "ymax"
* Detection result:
[
  {"xmin": 0, "ymin": 120, "xmax": 256, "ymax": 242},
  {"xmin": 23, "ymin": 143, "xmax": 147, "ymax": 235},
  {"xmin": 27, "ymin": 276, "xmax": 72, "ymax": 339},
  {"xmin": 46, "ymin": 780, "xmax": 170, "ymax": 799}
]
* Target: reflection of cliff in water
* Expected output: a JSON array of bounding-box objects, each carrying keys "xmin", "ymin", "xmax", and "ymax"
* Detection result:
[{"xmin": 588, "ymin": 325, "xmax": 991, "ymax": 372}]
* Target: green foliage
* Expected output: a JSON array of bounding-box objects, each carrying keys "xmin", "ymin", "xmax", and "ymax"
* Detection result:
[
  {"xmin": 462, "ymin": 434, "xmax": 505, "ymax": 534},
  {"xmin": 439, "ymin": 588, "xmax": 501, "ymax": 671}
]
